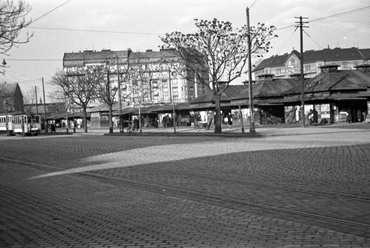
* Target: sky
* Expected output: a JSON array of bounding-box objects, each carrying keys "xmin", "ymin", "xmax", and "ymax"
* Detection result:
[{"xmin": 2, "ymin": 0, "xmax": 370, "ymax": 102}]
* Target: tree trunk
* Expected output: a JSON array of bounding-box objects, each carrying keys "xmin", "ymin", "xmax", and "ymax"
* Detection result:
[
  {"xmin": 214, "ymin": 92, "xmax": 222, "ymax": 133},
  {"xmin": 83, "ymin": 106, "xmax": 88, "ymax": 133},
  {"xmin": 108, "ymin": 105, "xmax": 113, "ymax": 133}
]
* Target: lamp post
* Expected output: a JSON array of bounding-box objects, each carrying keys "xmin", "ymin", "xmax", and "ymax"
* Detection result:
[
  {"xmin": 65, "ymin": 97, "xmax": 69, "ymax": 134},
  {"xmin": 169, "ymin": 68, "xmax": 176, "ymax": 133},
  {"xmin": 116, "ymin": 54, "xmax": 123, "ymax": 133}
]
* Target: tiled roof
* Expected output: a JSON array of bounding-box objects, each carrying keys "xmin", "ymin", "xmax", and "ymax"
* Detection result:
[
  {"xmin": 254, "ymin": 47, "xmax": 369, "ymax": 71},
  {"xmin": 253, "ymin": 78, "xmax": 298, "ymax": 98},
  {"xmin": 0, "ymin": 82, "xmax": 18, "ymax": 98},
  {"xmin": 253, "ymin": 53, "xmax": 289, "ymax": 71},
  {"xmin": 63, "ymin": 49, "xmax": 179, "ymax": 68},
  {"xmin": 191, "ymin": 85, "xmax": 248, "ymax": 104},
  {"xmin": 359, "ymin": 48, "xmax": 370, "ymax": 60},
  {"xmin": 304, "ymin": 47, "xmax": 364, "ymax": 63},
  {"xmin": 286, "ymin": 69, "xmax": 370, "ymax": 94}
]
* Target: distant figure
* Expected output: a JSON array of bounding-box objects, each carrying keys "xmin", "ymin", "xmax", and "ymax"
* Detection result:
[
  {"xmin": 357, "ymin": 109, "xmax": 363, "ymax": 122},
  {"xmin": 51, "ymin": 123, "xmax": 56, "ymax": 133},
  {"xmin": 312, "ymin": 109, "xmax": 318, "ymax": 124},
  {"xmin": 346, "ymin": 110, "xmax": 352, "ymax": 123},
  {"xmin": 207, "ymin": 111, "xmax": 213, "ymax": 130},
  {"xmin": 133, "ymin": 117, "xmax": 139, "ymax": 131}
]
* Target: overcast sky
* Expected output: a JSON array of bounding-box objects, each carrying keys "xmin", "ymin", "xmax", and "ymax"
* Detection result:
[{"xmin": 2, "ymin": 0, "xmax": 370, "ymax": 100}]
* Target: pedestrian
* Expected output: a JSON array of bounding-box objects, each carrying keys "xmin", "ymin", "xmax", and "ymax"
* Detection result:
[
  {"xmin": 206, "ymin": 111, "xmax": 213, "ymax": 130},
  {"xmin": 51, "ymin": 123, "xmax": 56, "ymax": 133},
  {"xmin": 346, "ymin": 109, "xmax": 352, "ymax": 123},
  {"xmin": 133, "ymin": 117, "xmax": 139, "ymax": 131},
  {"xmin": 307, "ymin": 109, "xmax": 313, "ymax": 125},
  {"xmin": 227, "ymin": 113, "xmax": 233, "ymax": 128},
  {"xmin": 312, "ymin": 109, "xmax": 318, "ymax": 124},
  {"xmin": 357, "ymin": 109, "xmax": 363, "ymax": 122}
]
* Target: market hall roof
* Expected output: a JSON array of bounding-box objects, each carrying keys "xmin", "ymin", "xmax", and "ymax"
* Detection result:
[{"xmin": 285, "ymin": 66, "xmax": 370, "ymax": 95}]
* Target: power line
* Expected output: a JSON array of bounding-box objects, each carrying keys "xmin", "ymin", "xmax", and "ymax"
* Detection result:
[
  {"xmin": 249, "ymin": 0, "xmax": 258, "ymax": 9},
  {"xmin": 7, "ymin": 58, "xmax": 61, "ymax": 61},
  {"xmin": 31, "ymin": 0, "xmax": 72, "ymax": 24},
  {"xmin": 277, "ymin": 5, "xmax": 370, "ymax": 31},
  {"xmin": 276, "ymin": 29, "xmax": 297, "ymax": 54},
  {"xmin": 26, "ymin": 26, "xmax": 164, "ymax": 36},
  {"xmin": 303, "ymin": 30, "xmax": 321, "ymax": 49},
  {"xmin": 310, "ymin": 5, "xmax": 370, "ymax": 23}
]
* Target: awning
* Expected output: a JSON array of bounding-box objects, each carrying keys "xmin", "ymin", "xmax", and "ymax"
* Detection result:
[{"xmin": 328, "ymin": 94, "xmax": 367, "ymax": 101}]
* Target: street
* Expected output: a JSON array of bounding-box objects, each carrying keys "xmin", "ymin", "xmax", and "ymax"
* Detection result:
[{"xmin": 1, "ymin": 125, "xmax": 370, "ymax": 248}]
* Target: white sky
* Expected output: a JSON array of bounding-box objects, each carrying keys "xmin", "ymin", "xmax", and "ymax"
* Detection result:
[{"xmin": 2, "ymin": 0, "xmax": 370, "ymax": 101}]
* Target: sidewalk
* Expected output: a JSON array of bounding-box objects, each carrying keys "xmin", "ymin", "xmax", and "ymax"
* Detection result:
[{"xmin": 71, "ymin": 122, "xmax": 370, "ymax": 138}]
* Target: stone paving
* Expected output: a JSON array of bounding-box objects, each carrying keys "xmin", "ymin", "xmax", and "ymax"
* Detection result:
[{"xmin": 0, "ymin": 124, "xmax": 370, "ymax": 247}]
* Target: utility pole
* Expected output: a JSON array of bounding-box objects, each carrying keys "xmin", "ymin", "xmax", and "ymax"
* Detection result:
[
  {"xmin": 295, "ymin": 16, "xmax": 309, "ymax": 127},
  {"xmin": 246, "ymin": 7, "xmax": 255, "ymax": 133},
  {"xmin": 42, "ymin": 78, "xmax": 48, "ymax": 133},
  {"xmin": 34, "ymin": 86, "xmax": 38, "ymax": 114}
]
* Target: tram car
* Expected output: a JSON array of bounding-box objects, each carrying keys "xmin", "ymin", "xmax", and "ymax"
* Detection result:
[
  {"xmin": 0, "ymin": 115, "xmax": 13, "ymax": 135},
  {"xmin": 0, "ymin": 114, "xmax": 41, "ymax": 136}
]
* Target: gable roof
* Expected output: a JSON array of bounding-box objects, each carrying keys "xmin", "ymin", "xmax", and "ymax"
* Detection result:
[
  {"xmin": 304, "ymin": 47, "xmax": 365, "ymax": 63},
  {"xmin": 254, "ymin": 47, "xmax": 370, "ymax": 71},
  {"xmin": 191, "ymin": 85, "xmax": 248, "ymax": 104},
  {"xmin": 0, "ymin": 82, "xmax": 19, "ymax": 98},
  {"xmin": 253, "ymin": 78, "xmax": 298, "ymax": 98},
  {"xmin": 286, "ymin": 69, "xmax": 370, "ymax": 95}
]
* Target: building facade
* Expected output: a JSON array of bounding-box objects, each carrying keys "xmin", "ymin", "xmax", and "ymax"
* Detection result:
[
  {"xmin": 253, "ymin": 47, "xmax": 370, "ymax": 79},
  {"xmin": 63, "ymin": 48, "xmax": 209, "ymax": 108},
  {"xmin": 0, "ymin": 82, "xmax": 24, "ymax": 113}
]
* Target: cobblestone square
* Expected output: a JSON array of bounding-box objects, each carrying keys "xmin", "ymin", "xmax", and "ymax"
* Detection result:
[{"xmin": 1, "ymin": 125, "xmax": 370, "ymax": 247}]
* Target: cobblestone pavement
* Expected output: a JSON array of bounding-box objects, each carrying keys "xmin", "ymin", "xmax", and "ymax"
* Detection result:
[{"xmin": 0, "ymin": 125, "xmax": 370, "ymax": 247}]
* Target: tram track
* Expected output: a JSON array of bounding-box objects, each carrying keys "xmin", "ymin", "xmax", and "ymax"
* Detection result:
[
  {"xmin": 5, "ymin": 155, "xmax": 369, "ymax": 203},
  {"xmin": 124, "ymin": 167, "xmax": 370, "ymax": 202},
  {"xmin": 78, "ymin": 171, "xmax": 370, "ymax": 238},
  {"xmin": 2, "ymin": 157, "xmax": 370, "ymax": 238}
]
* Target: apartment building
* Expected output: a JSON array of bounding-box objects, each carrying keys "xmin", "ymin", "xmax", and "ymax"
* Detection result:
[{"xmin": 63, "ymin": 48, "xmax": 209, "ymax": 107}]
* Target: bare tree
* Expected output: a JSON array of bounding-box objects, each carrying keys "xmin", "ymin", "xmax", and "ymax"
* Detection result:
[
  {"xmin": 51, "ymin": 67, "xmax": 103, "ymax": 133},
  {"xmin": 160, "ymin": 18, "xmax": 276, "ymax": 133},
  {"xmin": 0, "ymin": 0, "xmax": 32, "ymax": 73},
  {"xmin": 95, "ymin": 64, "xmax": 121, "ymax": 133},
  {"xmin": 128, "ymin": 52, "xmax": 155, "ymax": 132}
]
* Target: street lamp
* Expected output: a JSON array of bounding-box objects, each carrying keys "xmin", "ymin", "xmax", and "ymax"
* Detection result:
[{"xmin": 168, "ymin": 68, "xmax": 176, "ymax": 133}]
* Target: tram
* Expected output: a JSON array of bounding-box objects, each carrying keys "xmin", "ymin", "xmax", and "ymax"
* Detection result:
[
  {"xmin": 0, "ymin": 115, "xmax": 13, "ymax": 135},
  {"xmin": 0, "ymin": 114, "xmax": 41, "ymax": 136}
]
